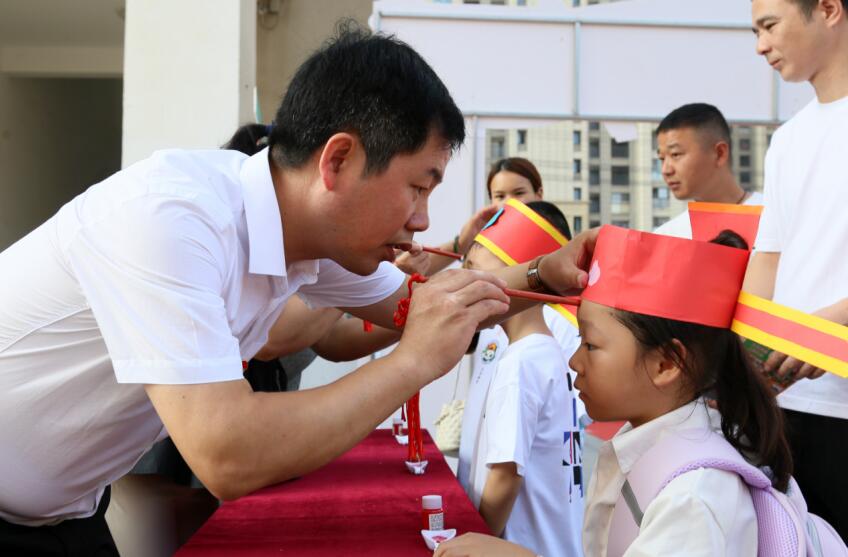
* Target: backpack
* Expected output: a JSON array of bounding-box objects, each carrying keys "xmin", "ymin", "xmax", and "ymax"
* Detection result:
[{"xmin": 617, "ymin": 430, "xmax": 847, "ymax": 557}]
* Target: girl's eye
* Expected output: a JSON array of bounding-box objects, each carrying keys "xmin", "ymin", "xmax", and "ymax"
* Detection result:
[{"xmin": 583, "ymin": 341, "xmax": 596, "ymax": 352}]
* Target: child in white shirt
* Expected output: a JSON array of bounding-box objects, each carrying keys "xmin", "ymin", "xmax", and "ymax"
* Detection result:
[{"xmin": 458, "ymin": 201, "xmax": 583, "ymax": 557}]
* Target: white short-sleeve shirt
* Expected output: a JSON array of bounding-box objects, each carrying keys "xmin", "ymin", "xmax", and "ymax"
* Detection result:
[
  {"xmin": 457, "ymin": 326, "xmax": 509, "ymax": 494},
  {"xmin": 584, "ymin": 401, "xmax": 757, "ymax": 557},
  {"xmin": 755, "ymin": 96, "xmax": 848, "ymax": 419},
  {"xmin": 0, "ymin": 147, "xmax": 404, "ymax": 525},
  {"xmin": 471, "ymin": 334, "xmax": 584, "ymax": 557}
]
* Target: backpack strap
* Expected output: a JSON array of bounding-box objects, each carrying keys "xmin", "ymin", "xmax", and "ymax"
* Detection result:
[{"xmin": 621, "ymin": 429, "xmax": 770, "ymax": 524}]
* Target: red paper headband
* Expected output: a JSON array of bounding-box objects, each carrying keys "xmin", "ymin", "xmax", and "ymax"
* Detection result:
[
  {"xmin": 688, "ymin": 202, "xmax": 763, "ymax": 248},
  {"xmin": 475, "ymin": 199, "xmax": 568, "ymax": 265},
  {"xmin": 475, "ymin": 199, "xmax": 578, "ymax": 326},
  {"xmin": 581, "ymin": 225, "xmax": 749, "ymax": 328}
]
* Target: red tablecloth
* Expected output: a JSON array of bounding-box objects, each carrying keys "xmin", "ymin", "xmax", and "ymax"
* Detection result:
[{"xmin": 176, "ymin": 429, "xmax": 489, "ymax": 556}]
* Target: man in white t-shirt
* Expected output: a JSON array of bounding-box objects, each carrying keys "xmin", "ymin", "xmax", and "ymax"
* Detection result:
[
  {"xmin": 654, "ymin": 103, "xmax": 762, "ymax": 239},
  {"xmin": 746, "ymin": 0, "xmax": 848, "ymax": 540},
  {"xmin": 0, "ymin": 28, "xmax": 599, "ymax": 554}
]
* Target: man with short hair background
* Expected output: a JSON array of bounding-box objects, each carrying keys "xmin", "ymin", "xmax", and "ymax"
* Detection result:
[{"xmin": 654, "ymin": 102, "xmax": 762, "ymax": 238}]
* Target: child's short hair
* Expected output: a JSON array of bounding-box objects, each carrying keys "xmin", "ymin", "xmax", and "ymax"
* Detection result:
[{"xmin": 525, "ymin": 201, "xmax": 572, "ymax": 241}]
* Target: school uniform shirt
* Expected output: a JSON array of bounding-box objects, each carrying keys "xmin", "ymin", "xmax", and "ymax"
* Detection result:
[
  {"xmin": 471, "ymin": 334, "xmax": 583, "ymax": 557},
  {"xmin": 583, "ymin": 400, "xmax": 757, "ymax": 557},
  {"xmin": 457, "ymin": 326, "xmax": 509, "ymax": 495},
  {"xmin": 543, "ymin": 305, "xmax": 586, "ymax": 422},
  {"xmin": 653, "ymin": 191, "xmax": 764, "ymax": 239},
  {"xmin": 756, "ymin": 96, "xmax": 848, "ymax": 420},
  {"xmin": 0, "ymin": 147, "xmax": 404, "ymax": 526}
]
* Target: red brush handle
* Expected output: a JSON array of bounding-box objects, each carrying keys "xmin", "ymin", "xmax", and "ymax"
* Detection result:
[
  {"xmin": 422, "ymin": 246, "xmax": 463, "ymax": 260},
  {"xmin": 503, "ymin": 288, "xmax": 580, "ymax": 306}
]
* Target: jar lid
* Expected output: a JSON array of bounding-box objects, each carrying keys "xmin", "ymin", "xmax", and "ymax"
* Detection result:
[{"xmin": 422, "ymin": 495, "xmax": 442, "ymax": 509}]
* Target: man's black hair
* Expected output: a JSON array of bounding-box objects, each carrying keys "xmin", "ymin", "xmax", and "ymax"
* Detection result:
[
  {"xmin": 656, "ymin": 103, "xmax": 732, "ymax": 155},
  {"xmin": 269, "ymin": 21, "xmax": 465, "ymax": 175}
]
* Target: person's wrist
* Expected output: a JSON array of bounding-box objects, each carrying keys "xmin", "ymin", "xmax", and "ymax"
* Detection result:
[{"xmin": 526, "ymin": 255, "xmax": 551, "ymax": 292}]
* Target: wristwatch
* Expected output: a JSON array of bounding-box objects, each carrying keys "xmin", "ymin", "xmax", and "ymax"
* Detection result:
[{"xmin": 526, "ymin": 255, "xmax": 548, "ymax": 292}]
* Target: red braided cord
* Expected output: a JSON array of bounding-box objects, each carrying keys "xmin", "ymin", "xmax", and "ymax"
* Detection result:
[
  {"xmin": 393, "ymin": 274, "xmax": 428, "ymax": 464},
  {"xmin": 393, "ymin": 273, "xmax": 427, "ymax": 328}
]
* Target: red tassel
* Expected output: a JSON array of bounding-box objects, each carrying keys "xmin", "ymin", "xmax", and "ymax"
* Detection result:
[
  {"xmin": 393, "ymin": 273, "xmax": 427, "ymax": 328},
  {"xmin": 406, "ymin": 392, "xmax": 425, "ymax": 463},
  {"xmin": 363, "ymin": 320, "xmax": 373, "ymax": 333}
]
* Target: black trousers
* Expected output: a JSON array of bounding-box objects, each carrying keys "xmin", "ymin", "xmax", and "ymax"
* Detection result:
[
  {"xmin": 0, "ymin": 486, "xmax": 119, "ymax": 557},
  {"xmin": 784, "ymin": 409, "xmax": 848, "ymax": 543}
]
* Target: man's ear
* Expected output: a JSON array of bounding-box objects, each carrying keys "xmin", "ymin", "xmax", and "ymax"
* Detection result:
[
  {"xmin": 317, "ymin": 133, "xmax": 358, "ymax": 191},
  {"xmin": 821, "ymin": 0, "xmax": 845, "ymax": 28},
  {"xmin": 714, "ymin": 140, "xmax": 730, "ymax": 168},
  {"xmin": 646, "ymin": 339, "xmax": 686, "ymax": 390}
]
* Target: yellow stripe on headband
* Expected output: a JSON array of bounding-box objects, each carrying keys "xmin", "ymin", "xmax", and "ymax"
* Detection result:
[
  {"xmin": 474, "ymin": 235, "xmax": 518, "ymax": 266},
  {"xmin": 731, "ymin": 320, "xmax": 848, "ymax": 378},
  {"xmin": 737, "ymin": 292, "xmax": 848, "ymax": 340},
  {"xmin": 505, "ymin": 199, "xmax": 569, "ymax": 246},
  {"xmin": 548, "ymin": 303, "xmax": 579, "ymax": 328}
]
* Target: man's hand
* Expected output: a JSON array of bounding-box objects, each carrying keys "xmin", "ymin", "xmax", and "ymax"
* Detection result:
[
  {"xmin": 457, "ymin": 205, "xmax": 501, "ymax": 254},
  {"xmin": 762, "ymin": 298, "xmax": 848, "ymax": 382},
  {"xmin": 394, "ymin": 244, "xmax": 431, "ymax": 276},
  {"xmin": 537, "ymin": 227, "xmax": 600, "ymax": 295},
  {"xmin": 434, "ymin": 533, "xmax": 535, "ymax": 557},
  {"xmin": 394, "ymin": 269, "xmax": 509, "ymax": 383}
]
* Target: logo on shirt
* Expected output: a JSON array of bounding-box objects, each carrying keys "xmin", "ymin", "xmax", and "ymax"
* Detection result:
[{"xmin": 481, "ymin": 342, "xmax": 498, "ymax": 363}]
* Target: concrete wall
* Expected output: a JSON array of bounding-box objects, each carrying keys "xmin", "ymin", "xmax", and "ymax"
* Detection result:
[
  {"xmin": 255, "ymin": 0, "xmax": 372, "ymax": 123},
  {"xmin": 0, "ymin": 76, "xmax": 122, "ymax": 250}
]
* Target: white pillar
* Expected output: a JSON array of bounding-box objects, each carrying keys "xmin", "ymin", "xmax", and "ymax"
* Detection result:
[{"xmin": 122, "ymin": 0, "xmax": 255, "ymax": 167}]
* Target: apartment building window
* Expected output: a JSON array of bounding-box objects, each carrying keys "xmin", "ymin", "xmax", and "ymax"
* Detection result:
[
  {"xmin": 652, "ymin": 186, "xmax": 670, "ymax": 209},
  {"xmin": 589, "ymin": 121, "xmax": 600, "ymax": 131},
  {"xmin": 739, "ymin": 138, "xmax": 751, "ymax": 151},
  {"xmin": 612, "ymin": 219, "xmax": 630, "ymax": 228},
  {"xmin": 517, "ymin": 0, "xmax": 527, "ymax": 5},
  {"xmin": 611, "ymin": 192, "xmax": 630, "ymax": 213},
  {"xmin": 491, "ymin": 137, "xmax": 505, "ymax": 160},
  {"xmin": 517, "ymin": 129, "xmax": 527, "ymax": 150},
  {"xmin": 573, "ymin": 216, "xmax": 583, "ymax": 233},
  {"xmin": 572, "ymin": 0, "xmax": 580, "ymax": 6},
  {"xmin": 573, "ymin": 187, "xmax": 582, "ymax": 201},
  {"xmin": 740, "ymin": 171, "xmax": 751, "ymax": 185},
  {"xmin": 611, "ymin": 139, "xmax": 630, "ymax": 158},
  {"xmin": 653, "ymin": 216, "xmax": 669, "ymax": 228},
  {"xmin": 589, "ymin": 138, "xmax": 600, "ymax": 158},
  {"xmin": 652, "ymin": 158, "xmax": 663, "ymax": 181},
  {"xmin": 490, "ymin": 0, "xmax": 506, "ymax": 4},
  {"xmin": 573, "ymin": 130, "xmax": 582, "ymax": 147},
  {"xmin": 611, "ymin": 166, "xmax": 630, "ymax": 186},
  {"xmin": 740, "ymin": 155, "xmax": 751, "ymax": 168},
  {"xmin": 589, "ymin": 166, "xmax": 600, "ymax": 185},
  {"xmin": 573, "ymin": 159, "xmax": 582, "ymax": 177},
  {"xmin": 590, "ymin": 193, "xmax": 600, "ymax": 213}
]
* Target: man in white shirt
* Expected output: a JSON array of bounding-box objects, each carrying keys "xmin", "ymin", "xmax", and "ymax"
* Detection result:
[
  {"xmin": 0, "ymin": 27, "xmax": 598, "ymax": 554},
  {"xmin": 746, "ymin": 0, "xmax": 848, "ymax": 541},
  {"xmin": 654, "ymin": 103, "xmax": 763, "ymax": 239}
]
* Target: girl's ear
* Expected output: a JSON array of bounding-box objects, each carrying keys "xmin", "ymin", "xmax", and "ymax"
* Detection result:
[{"xmin": 646, "ymin": 339, "xmax": 687, "ymax": 390}]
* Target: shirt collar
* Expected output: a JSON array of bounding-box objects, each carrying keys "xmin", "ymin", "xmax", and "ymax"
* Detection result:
[
  {"xmin": 240, "ymin": 147, "xmax": 286, "ymax": 277},
  {"xmin": 609, "ymin": 399, "xmax": 720, "ymax": 475}
]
